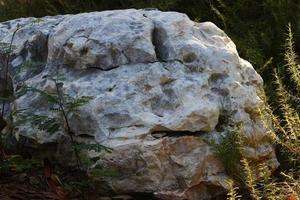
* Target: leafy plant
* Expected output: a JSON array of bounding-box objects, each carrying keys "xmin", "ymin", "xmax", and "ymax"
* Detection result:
[
  {"xmin": 0, "ymin": 26, "xmax": 20, "ymax": 176},
  {"xmin": 14, "ymin": 71, "xmax": 95, "ymax": 169},
  {"xmin": 0, "ymin": 26, "xmax": 19, "ymax": 119},
  {"xmin": 212, "ymin": 121, "xmax": 243, "ymax": 180},
  {"xmin": 14, "ymin": 67, "xmax": 115, "ymax": 174}
]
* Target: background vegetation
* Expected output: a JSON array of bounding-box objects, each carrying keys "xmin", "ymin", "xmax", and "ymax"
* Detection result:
[{"xmin": 1, "ymin": 0, "xmax": 300, "ymax": 199}]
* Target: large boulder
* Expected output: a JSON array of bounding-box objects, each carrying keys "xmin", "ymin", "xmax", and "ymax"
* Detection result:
[{"xmin": 0, "ymin": 9, "xmax": 278, "ymax": 199}]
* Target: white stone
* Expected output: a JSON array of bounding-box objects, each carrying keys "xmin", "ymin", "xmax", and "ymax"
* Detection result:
[{"xmin": 0, "ymin": 9, "xmax": 278, "ymax": 199}]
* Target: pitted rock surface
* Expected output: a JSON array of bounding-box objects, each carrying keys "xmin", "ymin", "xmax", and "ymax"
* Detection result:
[{"xmin": 0, "ymin": 9, "xmax": 278, "ymax": 200}]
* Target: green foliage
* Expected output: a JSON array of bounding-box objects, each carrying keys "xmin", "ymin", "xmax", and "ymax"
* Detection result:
[
  {"xmin": 21, "ymin": 86, "xmax": 60, "ymax": 104},
  {"xmin": 16, "ymin": 84, "xmax": 94, "ymax": 135},
  {"xmin": 29, "ymin": 115, "xmax": 60, "ymax": 134},
  {"xmin": 1, "ymin": 26, "xmax": 20, "ymax": 121},
  {"xmin": 212, "ymin": 122, "xmax": 243, "ymax": 180},
  {"xmin": 65, "ymin": 96, "xmax": 94, "ymax": 112},
  {"xmin": 19, "ymin": 84, "xmax": 94, "ymax": 115},
  {"xmin": 0, "ymin": 156, "xmax": 40, "ymax": 175},
  {"xmin": 0, "ymin": 42, "xmax": 12, "ymax": 54},
  {"xmin": 75, "ymin": 143, "xmax": 113, "ymax": 171},
  {"xmin": 89, "ymin": 169, "xmax": 117, "ymax": 177}
]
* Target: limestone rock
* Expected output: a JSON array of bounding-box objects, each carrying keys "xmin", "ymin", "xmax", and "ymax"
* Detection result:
[
  {"xmin": 48, "ymin": 10, "xmax": 157, "ymax": 70},
  {"xmin": 0, "ymin": 9, "xmax": 278, "ymax": 199}
]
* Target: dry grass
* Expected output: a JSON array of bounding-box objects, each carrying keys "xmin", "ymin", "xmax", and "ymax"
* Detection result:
[{"xmin": 224, "ymin": 23, "xmax": 300, "ymax": 200}]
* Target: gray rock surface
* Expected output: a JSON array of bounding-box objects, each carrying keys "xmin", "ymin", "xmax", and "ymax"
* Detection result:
[{"xmin": 0, "ymin": 9, "xmax": 278, "ymax": 199}]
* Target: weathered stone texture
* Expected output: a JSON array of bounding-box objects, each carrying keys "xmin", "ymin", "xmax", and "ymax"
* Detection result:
[{"xmin": 0, "ymin": 9, "xmax": 278, "ymax": 199}]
